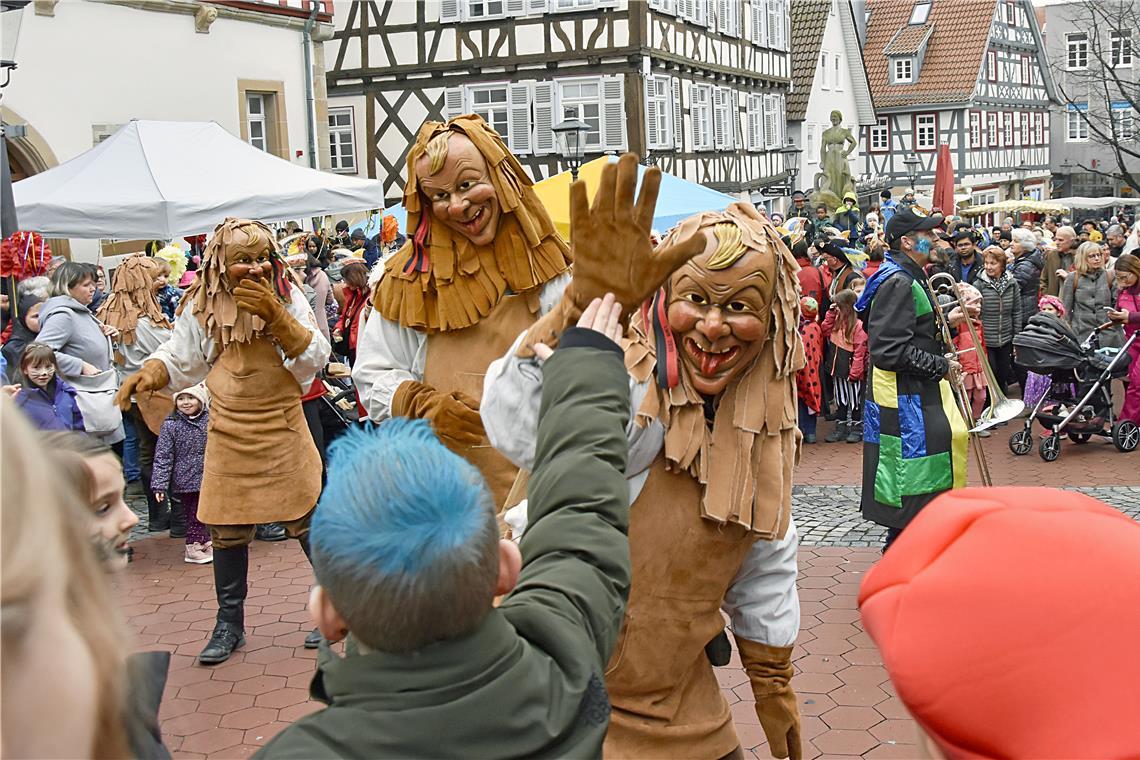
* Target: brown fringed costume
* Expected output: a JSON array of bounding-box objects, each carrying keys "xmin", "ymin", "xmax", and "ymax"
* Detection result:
[
  {"xmin": 358, "ymin": 115, "xmax": 571, "ymax": 506},
  {"xmin": 117, "ymin": 218, "xmax": 331, "ymax": 665}
]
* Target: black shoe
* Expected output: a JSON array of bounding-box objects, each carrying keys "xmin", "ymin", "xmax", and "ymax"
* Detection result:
[
  {"xmin": 198, "ymin": 621, "xmax": 245, "ymax": 665},
  {"xmin": 825, "ymin": 421, "xmax": 848, "ymax": 443},
  {"xmin": 256, "ymin": 523, "xmax": 287, "ymax": 542},
  {"xmin": 304, "ymin": 628, "xmax": 323, "ymax": 649},
  {"xmin": 846, "ymin": 422, "xmax": 863, "ymax": 443}
]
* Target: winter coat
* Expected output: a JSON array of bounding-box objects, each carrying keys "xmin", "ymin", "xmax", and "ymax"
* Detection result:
[
  {"xmin": 1040, "ymin": 247, "xmax": 1076, "ymax": 298},
  {"xmin": 1007, "ymin": 248, "xmax": 1044, "ymax": 321},
  {"xmin": 254, "ymin": 334, "xmax": 632, "ymax": 760},
  {"xmin": 953, "ymin": 320, "xmax": 987, "ymax": 376},
  {"xmin": 152, "ymin": 405, "xmax": 208, "ymax": 494},
  {"xmin": 947, "ymin": 252, "xmax": 982, "ymax": 285},
  {"xmin": 156, "ymin": 285, "xmax": 183, "ymax": 322},
  {"xmin": 36, "ymin": 295, "xmax": 114, "ymax": 378},
  {"xmin": 821, "ymin": 308, "xmax": 869, "ymax": 381},
  {"xmin": 1, "ymin": 294, "xmax": 45, "ymax": 371},
  {"xmin": 797, "ymin": 320, "xmax": 824, "ymax": 413},
  {"xmin": 1062, "ymin": 268, "xmax": 1117, "ymax": 342},
  {"xmin": 976, "ymin": 271, "xmax": 1023, "ymax": 347},
  {"xmin": 334, "ymin": 286, "xmax": 369, "ymax": 353},
  {"xmin": 14, "ymin": 378, "xmax": 86, "ymax": 432}
]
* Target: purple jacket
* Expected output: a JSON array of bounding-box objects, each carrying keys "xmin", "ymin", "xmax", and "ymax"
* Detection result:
[
  {"xmin": 152, "ymin": 409, "xmax": 208, "ymax": 494},
  {"xmin": 15, "ymin": 378, "xmax": 86, "ymax": 432}
]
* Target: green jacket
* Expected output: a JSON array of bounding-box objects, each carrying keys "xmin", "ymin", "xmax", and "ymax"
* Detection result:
[{"xmin": 255, "ymin": 330, "xmax": 632, "ymax": 759}]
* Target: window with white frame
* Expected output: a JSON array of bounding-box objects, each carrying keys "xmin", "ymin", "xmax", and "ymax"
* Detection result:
[
  {"xmin": 716, "ymin": 0, "xmax": 741, "ymax": 36},
  {"xmin": 969, "ymin": 111, "xmax": 981, "ymax": 148},
  {"xmin": 767, "ymin": 0, "xmax": 788, "ymax": 51},
  {"xmin": 834, "ymin": 55, "xmax": 842, "ymax": 90},
  {"xmin": 645, "ymin": 75, "xmax": 673, "ymax": 149},
  {"xmin": 1020, "ymin": 112, "xmax": 1029, "ymax": 146},
  {"xmin": 973, "ymin": 190, "xmax": 998, "ymax": 205},
  {"xmin": 713, "ymin": 87, "xmax": 736, "ymax": 150},
  {"xmin": 679, "ymin": 0, "xmax": 707, "ymax": 26},
  {"xmin": 746, "ymin": 93, "xmax": 764, "ymax": 152},
  {"xmin": 820, "ymin": 53, "xmax": 829, "ymax": 90},
  {"xmin": 750, "ymin": 0, "xmax": 767, "ymax": 44},
  {"xmin": 691, "ymin": 84, "xmax": 714, "ymax": 150},
  {"xmin": 246, "ymin": 93, "xmax": 268, "ymax": 152},
  {"xmin": 987, "ymin": 50, "xmax": 997, "ymax": 81},
  {"xmin": 805, "ymin": 122, "xmax": 816, "ymax": 163},
  {"xmin": 915, "ymin": 113, "xmax": 936, "ymax": 150},
  {"xmin": 559, "ymin": 80, "xmax": 603, "ymax": 148},
  {"xmin": 1021, "ymin": 54, "xmax": 1030, "ymax": 84},
  {"xmin": 1112, "ymin": 101, "xmax": 1135, "ymax": 140},
  {"xmin": 1067, "ymin": 103, "xmax": 1088, "ymax": 141},
  {"xmin": 467, "ymin": 0, "xmax": 506, "ymax": 19},
  {"xmin": 987, "ymin": 112, "xmax": 998, "ymax": 145},
  {"xmin": 1112, "ymin": 30, "xmax": 1133, "ymax": 68},
  {"xmin": 1034, "ymin": 111, "xmax": 1045, "ymax": 144},
  {"xmin": 469, "ymin": 85, "xmax": 511, "ymax": 142},
  {"xmin": 328, "ymin": 107, "xmax": 356, "ymax": 172},
  {"xmin": 869, "ymin": 117, "xmax": 889, "ymax": 152},
  {"xmin": 553, "ymin": 0, "xmax": 601, "ymax": 10},
  {"xmin": 892, "ymin": 57, "xmax": 913, "ymax": 83},
  {"xmin": 909, "ymin": 0, "xmax": 931, "ymax": 25},
  {"xmin": 762, "ymin": 92, "xmax": 784, "ymax": 149},
  {"xmin": 1002, "ymin": 111, "xmax": 1012, "ymax": 145},
  {"xmin": 1066, "ymin": 32, "xmax": 1088, "ymax": 69}
]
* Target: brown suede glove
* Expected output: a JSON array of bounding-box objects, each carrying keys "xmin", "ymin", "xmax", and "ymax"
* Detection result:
[
  {"xmin": 233, "ymin": 278, "xmax": 312, "ymax": 358},
  {"xmin": 565, "ymin": 153, "xmax": 707, "ymax": 322},
  {"xmin": 736, "ymin": 637, "xmax": 802, "ymax": 760},
  {"xmin": 114, "ymin": 359, "xmax": 171, "ymax": 411},
  {"xmin": 391, "ymin": 380, "xmax": 484, "ymax": 447}
]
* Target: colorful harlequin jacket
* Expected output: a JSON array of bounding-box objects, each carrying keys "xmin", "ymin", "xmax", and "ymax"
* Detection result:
[{"xmin": 856, "ymin": 253, "xmax": 969, "ymax": 530}]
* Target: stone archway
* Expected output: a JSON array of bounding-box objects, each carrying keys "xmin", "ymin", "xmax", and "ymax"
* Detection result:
[{"xmin": 2, "ymin": 106, "xmax": 71, "ymax": 259}]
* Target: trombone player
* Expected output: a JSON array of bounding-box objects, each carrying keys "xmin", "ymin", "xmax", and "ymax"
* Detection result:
[{"xmin": 855, "ymin": 207, "xmax": 970, "ymax": 552}]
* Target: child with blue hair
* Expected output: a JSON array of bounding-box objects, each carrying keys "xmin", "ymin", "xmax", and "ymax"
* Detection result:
[{"xmin": 254, "ymin": 294, "xmax": 636, "ymax": 758}]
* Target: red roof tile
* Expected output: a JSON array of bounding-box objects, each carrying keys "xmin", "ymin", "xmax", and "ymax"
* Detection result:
[
  {"xmin": 863, "ymin": 0, "xmax": 997, "ymax": 108},
  {"xmin": 788, "ymin": 0, "xmax": 831, "ymax": 121},
  {"xmin": 883, "ymin": 23, "xmax": 934, "ymax": 56}
]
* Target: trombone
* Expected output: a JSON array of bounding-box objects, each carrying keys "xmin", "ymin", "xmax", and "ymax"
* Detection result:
[{"xmin": 925, "ymin": 272, "xmax": 1025, "ymax": 486}]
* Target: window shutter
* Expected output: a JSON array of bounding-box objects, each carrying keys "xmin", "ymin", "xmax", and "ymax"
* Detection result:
[
  {"xmin": 533, "ymin": 80, "xmax": 556, "ymax": 155},
  {"xmin": 777, "ymin": 93, "xmax": 786, "ymax": 147},
  {"xmin": 712, "ymin": 88, "xmax": 725, "ymax": 149},
  {"xmin": 752, "ymin": 0, "xmax": 766, "ymax": 46},
  {"xmin": 716, "ymin": 0, "xmax": 727, "ymax": 32},
  {"xmin": 507, "ymin": 83, "xmax": 532, "ymax": 154},
  {"xmin": 672, "ymin": 77, "xmax": 683, "ymax": 150},
  {"xmin": 444, "ymin": 87, "xmax": 465, "ymax": 120},
  {"xmin": 645, "ymin": 77, "xmax": 662, "ymax": 149},
  {"xmin": 440, "ymin": 0, "xmax": 462, "ymax": 22},
  {"xmin": 526, "ymin": 0, "xmax": 548, "ymax": 14},
  {"xmin": 601, "ymin": 75, "xmax": 627, "ymax": 151}
]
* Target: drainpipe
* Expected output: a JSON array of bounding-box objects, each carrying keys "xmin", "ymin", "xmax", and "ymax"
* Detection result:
[{"xmin": 302, "ymin": 2, "xmax": 319, "ymax": 170}]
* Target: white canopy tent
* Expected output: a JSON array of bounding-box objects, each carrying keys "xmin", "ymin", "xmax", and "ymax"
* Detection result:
[
  {"xmin": 1050, "ymin": 196, "xmax": 1140, "ymax": 210},
  {"xmin": 13, "ymin": 120, "xmax": 386, "ymax": 239}
]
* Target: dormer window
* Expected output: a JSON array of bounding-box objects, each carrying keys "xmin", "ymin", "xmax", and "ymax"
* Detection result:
[
  {"xmin": 892, "ymin": 57, "xmax": 914, "ymax": 83},
  {"xmin": 908, "ymin": 0, "xmax": 931, "ymax": 25}
]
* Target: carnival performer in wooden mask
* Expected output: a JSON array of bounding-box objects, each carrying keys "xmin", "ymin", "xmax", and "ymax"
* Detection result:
[
  {"xmin": 484, "ymin": 202, "xmax": 806, "ymax": 760},
  {"xmin": 352, "ymin": 114, "xmax": 573, "ymax": 508},
  {"xmin": 98, "ymin": 255, "xmax": 175, "ymax": 533},
  {"xmin": 116, "ymin": 218, "xmax": 330, "ymax": 665}
]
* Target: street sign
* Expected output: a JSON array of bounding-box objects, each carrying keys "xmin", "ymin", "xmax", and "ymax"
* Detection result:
[{"xmin": 760, "ymin": 186, "xmax": 790, "ymax": 197}]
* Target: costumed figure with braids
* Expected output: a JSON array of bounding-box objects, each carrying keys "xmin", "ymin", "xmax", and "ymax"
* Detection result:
[
  {"xmin": 855, "ymin": 207, "xmax": 969, "ymax": 552},
  {"xmin": 484, "ymin": 200, "xmax": 806, "ymax": 760},
  {"xmin": 97, "ymin": 255, "xmax": 176, "ymax": 533},
  {"xmin": 353, "ymin": 114, "xmax": 572, "ymax": 509},
  {"xmin": 116, "ymin": 218, "xmax": 331, "ymax": 664}
]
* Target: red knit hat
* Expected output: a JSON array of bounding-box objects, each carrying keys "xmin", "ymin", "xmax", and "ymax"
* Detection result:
[{"xmin": 859, "ymin": 487, "xmax": 1140, "ymax": 759}]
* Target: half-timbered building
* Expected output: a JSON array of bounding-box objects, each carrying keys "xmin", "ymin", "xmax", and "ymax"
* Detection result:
[
  {"xmin": 326, "ymin": 0, "xmax": 793, "ymax": 208},
  {"xmin": 860, "ymin": 0, "xmax": 1057, "ymax": 206}
]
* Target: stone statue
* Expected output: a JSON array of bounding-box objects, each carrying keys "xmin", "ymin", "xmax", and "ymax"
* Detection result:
[{"xmin": 811, "ymin": 110, "xmax": 857, "ymax": 213}]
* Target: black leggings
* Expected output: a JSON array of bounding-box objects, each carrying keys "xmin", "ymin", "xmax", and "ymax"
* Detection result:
[{"xmin": 987, "ymin": 344, "xmax": 1016, "ymax": 392}]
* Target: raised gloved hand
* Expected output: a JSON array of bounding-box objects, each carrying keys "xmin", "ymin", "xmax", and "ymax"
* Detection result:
[
  {"xmin": 736, "ymin": 636, "xmax": 802, "ymax": 760},
  {"xmin": 565, "ymin": 153, "xmax": 706, "ymax": 322},
  {"xmin": 234, "ymin": 278, "xmax": 312, "ymax": 358},
  {"xmin": 391, "ymin": 380, "xmax": 484, "ymax": 448},
  {"xmin": 114, "ymin": 359, "xmax": 171, "ymax": 411}
]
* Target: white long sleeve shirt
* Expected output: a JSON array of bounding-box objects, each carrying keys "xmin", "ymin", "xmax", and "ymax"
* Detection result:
[
  {"xmin": 481, "ymin": 330, "xmax": 801, "ymax": 648},
  {"xmin": 351, "ymin": 273, "xmax": 571, "ymax": 423},
  {"xmin": 148, "ymin": 284, "xmax": 330, "ymax": 393}
]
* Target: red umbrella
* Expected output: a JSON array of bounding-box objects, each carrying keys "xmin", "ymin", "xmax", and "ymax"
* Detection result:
[{"xmin": 933, "ymin": 143, "xmax": 955, "ymax": 215}]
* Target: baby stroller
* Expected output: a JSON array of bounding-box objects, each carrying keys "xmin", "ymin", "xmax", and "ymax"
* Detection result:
[{"xmin": 1009, "ymin": 312, "xmax": 1137, "ymax": 461}]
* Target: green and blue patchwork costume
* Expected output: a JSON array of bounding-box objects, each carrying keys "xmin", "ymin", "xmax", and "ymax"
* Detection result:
[{"xmin": 856, "ymin": 254, "xmax": 968, "ymax": 529}]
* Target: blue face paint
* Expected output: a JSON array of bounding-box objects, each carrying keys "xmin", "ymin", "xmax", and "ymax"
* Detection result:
[{"xmin": 915, "ymin": 237, "xmax": 932, "ymax": 255}]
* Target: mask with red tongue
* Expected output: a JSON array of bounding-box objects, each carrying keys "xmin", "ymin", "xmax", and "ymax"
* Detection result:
[{"xmin": 663, "ymin": 225, "xmax": 777, "ymax": 398}]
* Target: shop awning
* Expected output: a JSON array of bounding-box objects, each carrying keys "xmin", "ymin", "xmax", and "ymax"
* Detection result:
[{"xmin": 959, "ymin": 199, "xmax": 1070, "ymax": 217}]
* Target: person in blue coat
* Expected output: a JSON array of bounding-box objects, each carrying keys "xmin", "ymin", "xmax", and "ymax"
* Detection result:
[{"xmin": 13, "ymin": 342, "xmax": 86, "ymax": 432}]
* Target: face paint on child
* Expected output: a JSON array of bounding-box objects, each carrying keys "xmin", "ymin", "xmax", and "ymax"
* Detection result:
[
  {"xmin": 25, "ymin": 362, "xmax": 55, "ymax": 388},
  {"xmin": 84, "ymin": 453, "xmax": 139, "ymax": 571}
]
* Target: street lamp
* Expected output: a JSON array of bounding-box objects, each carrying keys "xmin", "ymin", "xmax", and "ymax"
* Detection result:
[
  {"xmin": 779, "ymin": 138, "xmax": 800, "ymax": 197},
  {"xmin": 1013, "ymin": 166, "xmax": 1028, "ymax": 199},
  {"xmin": 0, "ymin": 0, "xmax": 29, "ymax": 88},
  {"xmin": 902, "ymin": 152, "xmax": 921, "ymax": 192},
  {"xmin": 553, "ymin": 119, "xmax": 589, "ymax": 181}
]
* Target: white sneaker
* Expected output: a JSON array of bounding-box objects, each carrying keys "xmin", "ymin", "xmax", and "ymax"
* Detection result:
[{"xmin": 185, "ymin": 542, "xmax": 214, "ymax": 564}]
